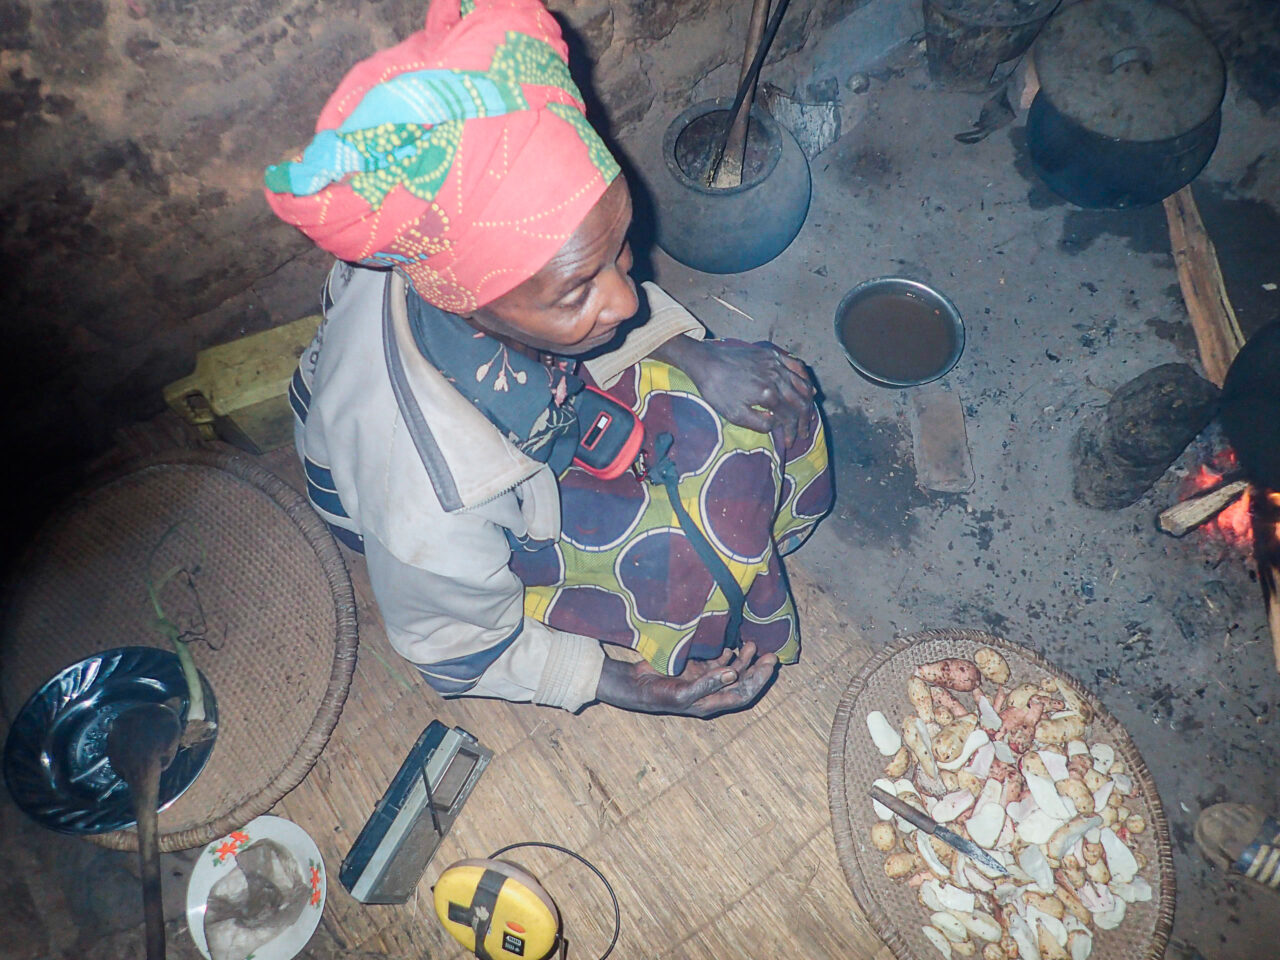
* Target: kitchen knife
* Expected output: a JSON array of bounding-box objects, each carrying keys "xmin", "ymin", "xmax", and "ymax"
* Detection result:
[{"xmin": 869, "ymin": 785, "xmax": 1010, "ymax": 876}]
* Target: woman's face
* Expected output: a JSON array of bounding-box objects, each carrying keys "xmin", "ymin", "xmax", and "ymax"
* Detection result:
[{"xmin": 467, "ymin": 176, "xmax": 638, "ymax": 355}]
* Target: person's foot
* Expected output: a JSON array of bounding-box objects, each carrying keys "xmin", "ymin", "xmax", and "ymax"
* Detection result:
[{"xmin": 1194, "ymin": 802, "xmax": 1280, "ymax": 890}]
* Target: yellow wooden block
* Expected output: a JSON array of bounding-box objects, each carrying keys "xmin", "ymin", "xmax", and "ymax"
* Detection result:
[{"xmin": 164, "ymin": 314, "xmax": 321, "ymax": 453}]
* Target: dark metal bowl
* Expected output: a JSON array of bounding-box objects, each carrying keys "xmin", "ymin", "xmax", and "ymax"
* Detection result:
[
  {"xmin": 834, "ymin": 277, "xmax": 965, "ymax": 388},
  {"xmin": 3, "ymin": 646, "xmax": 217, "ymax": 834}
]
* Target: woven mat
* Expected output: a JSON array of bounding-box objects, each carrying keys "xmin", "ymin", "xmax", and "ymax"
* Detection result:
[
  {"xmin": 1, "ymin": 450, "xmax": 357, "ymax": 852},
  {"xmin": 828, "ymin": 629, "xmax": 1175, "ymax": 960}
]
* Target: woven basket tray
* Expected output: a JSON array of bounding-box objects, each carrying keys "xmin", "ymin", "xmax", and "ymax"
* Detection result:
[
  {"xmin": 1, "ymin": 450, "xmax": 358, "ymax": 852},
  {"xmin": 829, "ymin": 629, "xmax": 1174, "ymax": 960}
]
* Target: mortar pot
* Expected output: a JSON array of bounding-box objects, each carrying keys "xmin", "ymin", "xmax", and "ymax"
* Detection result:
[{"xmin": 653, "ymin": 98, "xmax": 811, "ymax": 275}]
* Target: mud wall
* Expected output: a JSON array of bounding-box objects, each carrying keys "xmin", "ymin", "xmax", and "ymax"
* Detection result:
[{"xmin": 0, "ymin": 0, "xmax": 878, "ymax": 517}]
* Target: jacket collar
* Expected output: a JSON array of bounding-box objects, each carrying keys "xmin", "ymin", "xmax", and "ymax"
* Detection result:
[{"xmin": 381, "ymin": 272, "xmax": 543, "ymax": 511}]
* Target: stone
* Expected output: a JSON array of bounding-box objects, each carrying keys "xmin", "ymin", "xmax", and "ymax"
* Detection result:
[{"xmin": 1071, "ymin": 363, "xmax": 1221, "ymax": 510}]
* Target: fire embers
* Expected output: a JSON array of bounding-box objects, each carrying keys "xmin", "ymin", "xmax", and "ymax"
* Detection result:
[
  {"xmin": 1250, "ymin": 483, "xmax": 1280, "ymax": 665},
  {"xmin": 1181, "ymin": 449, "xmax": 1253, "ymax": 549}
]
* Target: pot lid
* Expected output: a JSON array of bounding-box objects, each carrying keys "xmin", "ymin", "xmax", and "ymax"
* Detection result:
[
  {"xmin": 929, "ymin": 0, "xmax": 1059, "ymax": 27},
  {"xmin": 1033, "ymin": 0, "xmax": 1226, "ymax": 141}
]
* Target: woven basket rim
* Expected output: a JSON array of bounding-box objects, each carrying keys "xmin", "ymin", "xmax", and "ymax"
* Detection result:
[
  {"xmin": 3, "ymin": 448, "xmax": 359, "ymax": 853},
  {"xmin": 827, "ymin": 628, "xmax": 1175, "ymax": 960}
]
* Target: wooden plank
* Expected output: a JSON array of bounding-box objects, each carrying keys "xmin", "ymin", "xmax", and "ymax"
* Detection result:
[{"xmin": 1163, "ymin": 185, "xmax": 1245, "ymax": 386}]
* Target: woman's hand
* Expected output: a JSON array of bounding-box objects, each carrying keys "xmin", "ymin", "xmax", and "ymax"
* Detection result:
[
  {"xmin": 594, "ymin": 641, "xmax": 779, "ymax": 717},
  {"xmin": 650, "ymin": 336, "xmax": 816, "ymax": 447}
]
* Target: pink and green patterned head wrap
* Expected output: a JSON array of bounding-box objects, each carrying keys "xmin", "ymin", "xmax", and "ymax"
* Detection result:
[{"xmin": 263, "ymin": 0, "xmax": 621, "ymax": 313}]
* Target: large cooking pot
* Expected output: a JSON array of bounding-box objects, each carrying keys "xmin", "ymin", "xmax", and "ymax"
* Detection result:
[
  {"xmin": 652, "ymin": 98, "xmax": 811, "ymax": 274},
  {"xmin": 1220, "ymin": 320, "xmax": 1280, "ymax": 490},
  {"xmin": 1027, "ymin": 0, "xmax": 1226, "ymax": 209},
  {"xmin": 922, "ymin": 0, "xmax": 1060, "ymax": 87}
]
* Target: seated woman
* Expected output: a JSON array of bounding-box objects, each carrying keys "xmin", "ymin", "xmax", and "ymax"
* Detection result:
[{"xmin": 264, "ymin": 0, "xmax": 833, "ymax": 717}]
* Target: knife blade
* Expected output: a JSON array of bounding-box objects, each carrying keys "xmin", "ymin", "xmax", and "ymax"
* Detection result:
[{"xmin": 869, "ymin": 785, "xmax": 1010, "ymax": 876}]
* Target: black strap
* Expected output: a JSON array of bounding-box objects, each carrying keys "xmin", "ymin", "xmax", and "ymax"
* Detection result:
[
  {"xmin": 645, "ymin": 432, "xmax": 743, "ymax": 650},
  {"xmin": 459, "ymin": 867, "xmax": 508, "ymax": 960}
]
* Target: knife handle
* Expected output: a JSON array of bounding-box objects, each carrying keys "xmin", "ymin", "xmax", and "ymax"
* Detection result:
[{"xmin": 869, "ymin": 785, "xmax": 937, "ymax": 834}]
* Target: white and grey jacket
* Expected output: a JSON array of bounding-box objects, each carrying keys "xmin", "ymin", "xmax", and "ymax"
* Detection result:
[{"xmin": 291, "ymin": 263, "xmax": 705, "ymax": 711}]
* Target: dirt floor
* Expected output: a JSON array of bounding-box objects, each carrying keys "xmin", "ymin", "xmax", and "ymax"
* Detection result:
[
  {"xmin": 4, "ymin": 14, "xmax": 1280, "ymax": 960},
  {"xmin": 626, "ymin": 36, "xmax": 1280, "ymax": 960}
]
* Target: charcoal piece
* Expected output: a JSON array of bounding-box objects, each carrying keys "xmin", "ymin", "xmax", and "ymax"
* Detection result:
[{"xmin": 1072, "ymin": 363, "xmax": 1220, "ymax": 509}]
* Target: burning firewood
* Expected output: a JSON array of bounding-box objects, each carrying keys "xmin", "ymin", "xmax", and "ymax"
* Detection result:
[
  {"xmin": 1162, "ymin": 187, "xmax": 1280, "ymax": 673},
  {"xmin": 1158, "ymin": 479, "xmax": 1249, "ymax": 537}
]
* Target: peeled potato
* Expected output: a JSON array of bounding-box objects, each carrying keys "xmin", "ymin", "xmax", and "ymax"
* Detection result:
[
  {"xmin": 871, "ymin": 821, "xmax": 897, "ymax": 851},
  {"xmin": 885, "ymin": 851, "xmax": 920, "ymax": 879},
  {"xmin": 1056, "ymin": 778, "xmax": 1095, "ymax": 815},
  {"xmin": 885, "ymin": 745, "xmax": 912, "ymax": 778},
  {"xmin": 1024, "ymin": 891, "xmax": 1064, "ymax": 919},
  {"xmin": 909, "ymin": 676, "xmax": 936, "ymax": 723},
  {"xmin": 974, "ymin": 647, "xmax": 1010, "ymax": 685}
]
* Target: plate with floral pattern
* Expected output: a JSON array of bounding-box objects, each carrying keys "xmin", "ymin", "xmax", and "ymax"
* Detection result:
[{"xmin": 186, "ymin": 815, "xmax": 325, "ymax": 960}]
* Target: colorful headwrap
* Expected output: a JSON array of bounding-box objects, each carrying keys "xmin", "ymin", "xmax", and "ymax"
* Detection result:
[{"xmin": 263, "ymin": 0, "xmax": 621, "ymax": 313}]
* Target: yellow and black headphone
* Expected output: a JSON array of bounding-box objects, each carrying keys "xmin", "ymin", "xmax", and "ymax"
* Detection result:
[{"xmin": 434, "ymin": 842, "xmax": 619, "ymax": 960}]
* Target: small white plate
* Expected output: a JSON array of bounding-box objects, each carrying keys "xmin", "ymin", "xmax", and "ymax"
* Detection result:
[{"xmin": 185, "ymin": 815, "xmax": 326, "ymax": 960}]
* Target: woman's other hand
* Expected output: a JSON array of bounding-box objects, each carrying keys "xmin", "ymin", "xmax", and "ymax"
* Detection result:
[
  {"xmin": 594, "ymin": 641, "xmax": 779, "ymax": 717},
  {"xmin": 650, "ymin": 336, "xmax": 816, "ymax": 447}
]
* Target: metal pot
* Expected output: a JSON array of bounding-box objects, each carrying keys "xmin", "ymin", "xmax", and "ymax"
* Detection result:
[
  {"xmin": 833, "ymin": 277, "xmax": 965, "ymax": 388},
  {"xmin": 922, "ymin": 0, "xmax": 1060, "ymax": 87},
  {"xmin": 1220, "ymin": 320, "xmax": 1280, "ymax": 490},
  {"xmin": 1027, "ymin": 0, "xmax": 1226, "ymax": 209},
  {"xmin": 653, "ymin": 98, "xmax": 811, "ymax": 274}
]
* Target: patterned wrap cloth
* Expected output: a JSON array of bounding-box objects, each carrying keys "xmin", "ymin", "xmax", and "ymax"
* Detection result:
[
  {"xmin": 263, "ymin": 0, "xmax": 620, "ymax": 313},
  {"xmin": 510, "ymin": 359, "xmax": 833, "ymax": 675}
]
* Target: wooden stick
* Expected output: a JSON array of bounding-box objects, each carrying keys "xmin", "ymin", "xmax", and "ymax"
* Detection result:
[
  {"xmin": 1157, "ymin": 479, "xmax": 1250, "ymax": 537},
  {"xmin": 712, "ymin": 0, "xmax": 770, "ymax": 188},
  {"xmin": 1019, "ymin": 55, "xmax": 1040, "ymax": 111},
  {"xmin": 1162, "ymin": 186, "xmax": 1246, "ymax": 386}
]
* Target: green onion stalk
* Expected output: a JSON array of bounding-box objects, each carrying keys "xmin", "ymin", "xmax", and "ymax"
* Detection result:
[{"xmin": 147, "ymin": 524, "xmax": 216, "ymax": 745}]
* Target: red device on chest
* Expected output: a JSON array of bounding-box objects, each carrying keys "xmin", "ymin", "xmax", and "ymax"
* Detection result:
[{"xmin": 572, "ymin": 386, "xmax": 643, "ymax": 480}]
